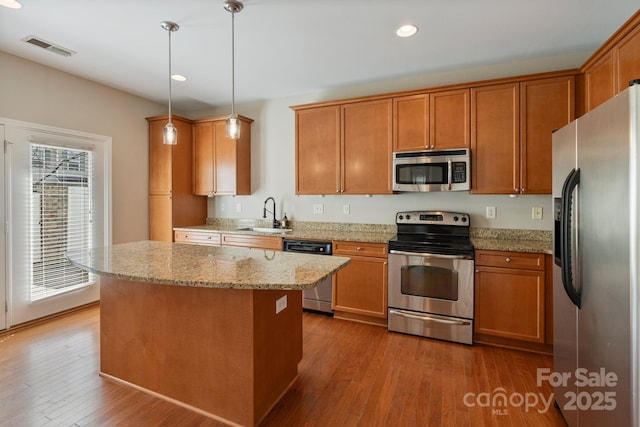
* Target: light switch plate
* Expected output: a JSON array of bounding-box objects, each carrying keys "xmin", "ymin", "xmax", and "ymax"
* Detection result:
[
  {"xmin": 343, "ymin": 204, "xmax": 350, "ymax": 215},
  {"xmin": 486, "ymin": 206, "xmax": 496, "ymax": 219},
  {"xmin": 313, "ymin": 204, "xmax": 324, "ymax": 214},
  {"xmin": 236, "ymin": 203, "xmax": 242, "ymax": 213}
]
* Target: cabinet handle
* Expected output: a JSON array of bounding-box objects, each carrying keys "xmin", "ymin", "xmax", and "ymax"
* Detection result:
[
  {"xmin": 475, "ymin": 269, "xmax": 479, "ymax": 273},
  {"xmin": 521, "ymin": 188, "xmax": 526, "ymax": 193},
  {"xmin": 505, "ymin": 257, "xmax": 511, "ymax": 263},
  {"xmin": 356, "ymin": 247, "xmax": 362, "ymax": 251}
]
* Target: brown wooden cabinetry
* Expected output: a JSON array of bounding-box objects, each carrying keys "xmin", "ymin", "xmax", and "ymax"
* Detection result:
[
  {"xmin": 474, "ymin": 250, "xmax": 547, "ymax": 348},
  {"xmin": 147, "ymin": 115, "xmax": 206, "ymax": 242},
  {"xmin": 471, "ymin": 83, "xmax": 520, "ymax": 194},
  {"xmin": 332, "ymin": 241, "xmax": 388, "ymax": 326},
  {"xmin": 192, "ymin": 116, "xmax": 252, "ymax": 196},
  {"xmin": 393, "ymin": 94, "xmax": 429, "ymax": 151},
  {"xmin": 616, "ymin": 24, "xmax": 640, "ymax": 93},
  {"xmin": 472, "ymin": 75, "xmax": 574, "ymax": 195},
  {"xmin": 174, "ymin": 230, "xmax": 221, "ymax": 246},
  {"xmin": 584, "ymin": 51, "xmax": 616, "ymax": 112},
  {"xmin": 221, "ymin": 233, "xmax": 282, "ymax": 251},
  {"xmin": 430, "ymin": 88, "xmax": 470, "ymax": 149},
  {"xmin": 295, "ymin": 106, "xmax": 340, "ymax": 195},
  {"xmin": 294, "ymin": 100, "xmax": 392, "ymax": 195}
]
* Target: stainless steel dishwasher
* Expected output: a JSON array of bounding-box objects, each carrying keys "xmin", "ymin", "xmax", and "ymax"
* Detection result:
[{"xmin": 283, "ymin": 239, "xmax": 333, "ymax": 315}]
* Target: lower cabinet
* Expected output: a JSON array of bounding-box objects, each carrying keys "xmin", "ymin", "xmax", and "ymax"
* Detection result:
[
  {"xmin": 332, "ymin": 241, "xmax": 388, "ymax": 326},
  {"xmin": 174, "ymin": 230, "xmax": 282, "ymax": 251},
  {"xmin": 474, "ymin": 250, "xmax": 552, "ymax": 353},
  {"xmin": 221, "ymin": 233, "xmax": 283, "ymax": 251}
]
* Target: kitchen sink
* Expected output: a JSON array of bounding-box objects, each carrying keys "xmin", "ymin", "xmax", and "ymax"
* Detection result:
[{"xmin": 235, "ymin": 227, "xmax": 293, "ymax": 234}]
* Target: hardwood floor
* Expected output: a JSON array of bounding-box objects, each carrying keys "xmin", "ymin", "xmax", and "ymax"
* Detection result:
[{"xmin": 0, "ymin": 306, "xmax": 567, "ymax": 426}]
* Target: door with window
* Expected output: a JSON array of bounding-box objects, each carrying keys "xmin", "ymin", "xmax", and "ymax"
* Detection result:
[{"xmin": 3, "ymin": 119, "xmax": 110, "ymax": 326}]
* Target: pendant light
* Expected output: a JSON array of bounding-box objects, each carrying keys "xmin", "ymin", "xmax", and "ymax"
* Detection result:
[
  {"xmin": 224, "ymin": 0, "xmax": 243, "ymax": 140},
  {"xmin": 161, "ymin": 21, "xmax": 179, "ymax": 145}
]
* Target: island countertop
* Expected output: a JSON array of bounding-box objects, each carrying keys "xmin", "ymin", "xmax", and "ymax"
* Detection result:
[{"xmin": 67, "ymin": 240, "xmax": 351, "ymax": 290}]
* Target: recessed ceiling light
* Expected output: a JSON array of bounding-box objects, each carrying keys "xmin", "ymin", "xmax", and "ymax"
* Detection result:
[
  {"xmin": 171, "ymin": 74, "xmax": 187, "ymax": 82},
  {"xmin": 0, "ymin": 0, "xmax": 22, "ymax": 9},
  {"xmin": 396, "ymin": 24, "xmax": 418, "ymax": 38}
]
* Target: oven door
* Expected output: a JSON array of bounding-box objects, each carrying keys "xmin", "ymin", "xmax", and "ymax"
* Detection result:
[{"xmin": 388, "ymin": 251, "xmax": 474, "ymax": 319}]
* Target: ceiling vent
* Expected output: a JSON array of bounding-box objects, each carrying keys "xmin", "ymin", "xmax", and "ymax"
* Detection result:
[{"xmin": 21, "ymin": 35, "xmax": 76, "ymax": 57}]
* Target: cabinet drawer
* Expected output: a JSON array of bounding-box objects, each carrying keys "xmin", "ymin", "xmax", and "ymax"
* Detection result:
[
  {"xmin": 221, "ymin": 233, "xmax": 283, "ymax": 251},
  {"xmin": 174, "ymin": 230, "xmax": 221, "ymax": 246},
  {"xmin": 333, "ymin": 241, "xmax": 388, "ymax": 258},
  {"xmin": 475, "ymin": 250, "xmax": 544, "ymax": 270}
]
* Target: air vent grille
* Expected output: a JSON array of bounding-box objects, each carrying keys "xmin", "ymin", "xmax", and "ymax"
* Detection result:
[{"xmin": 21, "ymin": 35, "xmax": 76, "ymax": 57}]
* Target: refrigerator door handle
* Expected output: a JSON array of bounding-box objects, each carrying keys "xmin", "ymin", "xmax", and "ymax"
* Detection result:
[{"xmin": 560, "ymin": 168, "xmax": 582, "ymax": 308}]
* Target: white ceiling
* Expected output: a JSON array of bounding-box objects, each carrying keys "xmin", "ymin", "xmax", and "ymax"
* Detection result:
[{"xmin": 0, "ymin": 0, "xmax": 638, "ymax": 112}]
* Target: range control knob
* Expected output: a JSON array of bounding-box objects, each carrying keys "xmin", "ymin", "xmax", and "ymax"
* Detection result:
[
  {"xmin": 398, "ymin": 215, "xmax": 404, "ymax": 220},
  {"xmin": 453, "ymin": 216, "xmax": 459, "ymax": 222},
  {"xmin": 406, "ymin": 214, "xmax": 411, "ymax": 220},
  {"xmin": 461, "ymin": 217, "xmax": 467, "ymax": 222}
]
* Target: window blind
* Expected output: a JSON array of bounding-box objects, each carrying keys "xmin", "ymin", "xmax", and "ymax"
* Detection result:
[{"xmin": 30, "ymin": 143, "xmax": 95, "ymax": 301}]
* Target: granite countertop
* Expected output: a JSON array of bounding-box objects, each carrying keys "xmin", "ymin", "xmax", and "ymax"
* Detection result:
[
  {"xmin": 470, "ymin": 228, "xmax": 553, "ymax": 254},
  {"xmin": 174, "ymin": 222, "xmax": 396, "ymax": 244},
  {"xmin": 67, "ymin": 240, "xmax": 351, "ymax": 290}
]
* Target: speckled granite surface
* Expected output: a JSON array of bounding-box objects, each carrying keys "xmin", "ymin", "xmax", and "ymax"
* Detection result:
[
  {"xmin": 179, "ymin": 219, "xmax": 554, "ymax": 254},
  {"xmin": 177, "ymin": 219, "xmax": 397, "ymax": 243},
  {"xmin": 471, "ymin": 228, "xmax": 553, "ymax": 254},
  {"xmin": 67, "ymin": 240, "xmax": 351, "ymax": 290}
]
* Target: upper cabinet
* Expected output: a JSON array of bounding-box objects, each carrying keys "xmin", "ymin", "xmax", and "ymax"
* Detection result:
[
  {"xmin": 146, "ymin": 115, "xmax": 207, "ymax": 242},
  {"xmin": 393, "ymin": 89, "xmax": 470, "ymax": 152},
  {"xmin": 581, "ymin": 10, "xmax": 640, "ymax": 114},
  {"xmin": 393, "ymin": 94, "xmax": 429, "ymax": 151},
  {"xmin": 471, "ymin": 83, "xmax": 520, "ymax": 194},
  {"xmin": 295, "ymin": 106, "xmax": 341, "ymax": 195},
  {"xmin": 472, "ymin": 74, "xmax": 575, "ymax": 195},
  {"xmin": 192, "ymin": 116, "xmax": 253, "ymax": 196},
  {"xmin": 294, "ymin": 99, "xmax": 392, "ymax": 195},
  {"xmin": 430, "ymin": 88, "xmax": 470, "ymax": 150},
  {"xmin": 341, "ymin": 99, "xmax": 393, "ymax": 194}
]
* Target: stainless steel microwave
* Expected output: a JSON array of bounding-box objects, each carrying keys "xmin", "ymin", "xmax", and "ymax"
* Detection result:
[{"xmin": 392, "ymin": 148, "xmax": 470, "ymax": 192}]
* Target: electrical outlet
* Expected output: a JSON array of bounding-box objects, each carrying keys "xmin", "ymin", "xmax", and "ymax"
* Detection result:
[
  {"xmin": 236, "ymin": 203, "xmax": 242, "ymax": 213},
  {"xmin": 532, "ymin": 206, "xmax": 543, "ymax": 220},
  {"xmin": 313, "ymin": 203, "xmax": 324, "ymax": 214},
  {"xmin": 343, "ymin": 204, "xmax": 350, "ymax": 215},
  {"xmin": 276, "ymin": 295, "xmax": 287, "ymax": 314},
  {"xmin": 486, "ymin": 206, "xmax": 496, "ymax": 219}
]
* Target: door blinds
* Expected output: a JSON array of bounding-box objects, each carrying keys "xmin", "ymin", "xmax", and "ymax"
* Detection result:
[{"xmin": 30, "ymin": 143, "xmax": 95, "ymax": 301}]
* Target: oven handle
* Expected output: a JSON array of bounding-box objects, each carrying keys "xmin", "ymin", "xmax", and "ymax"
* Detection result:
[
  {"xmin": 389, "ymin": 308, "xmax": 471, "ymax": 326},
  {"xmin": 389, "ymin": 250, "xmax": 471, "ymax": 260}
]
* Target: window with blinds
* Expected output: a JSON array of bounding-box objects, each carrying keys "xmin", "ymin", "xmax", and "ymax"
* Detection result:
[{"xmin": 30, "ymin": 143, "xmax": 95, "ymax": 301}]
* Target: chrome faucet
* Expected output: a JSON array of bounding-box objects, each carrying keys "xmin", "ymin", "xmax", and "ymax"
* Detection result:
[{"xmin": 263, "ymin": 197, "xmax": 280, "ymax": 228}]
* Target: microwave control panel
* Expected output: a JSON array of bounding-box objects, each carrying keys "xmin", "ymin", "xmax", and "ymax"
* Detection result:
[{"xmin": 452, "ymin": 162, "xmax": 467, "ymax": 183}]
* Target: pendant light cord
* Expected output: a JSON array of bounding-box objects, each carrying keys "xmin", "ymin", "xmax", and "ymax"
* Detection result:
[
  {"xmin": 231, "ymin": 9, "xmax": 235, "ymax": 116},
  {"xmin": 168, "ymin": 27, "xmax": 173, "ymax": 122}
]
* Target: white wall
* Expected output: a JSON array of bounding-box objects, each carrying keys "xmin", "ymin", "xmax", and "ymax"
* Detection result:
[
  {"xmin": 0, "ymin": 51, "xmax": 167, "ymax": 244},
  {"xmin": 193, "ymin": 52, "xmax": 591, "ymax": 231}
]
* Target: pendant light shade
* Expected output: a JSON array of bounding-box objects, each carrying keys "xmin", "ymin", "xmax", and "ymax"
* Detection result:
[
  {"xmin": 224, "ymin": 0, "xmax": 243, "ymax": 140},
  {"xmin": 161, "ymin": 21, "xmax": 179, "ymax": 145}
]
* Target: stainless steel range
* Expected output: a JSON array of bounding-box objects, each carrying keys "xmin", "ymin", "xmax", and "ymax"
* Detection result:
[{"xmin": 387, "ymin": 211, "xmax": 474, "ymax": 345}]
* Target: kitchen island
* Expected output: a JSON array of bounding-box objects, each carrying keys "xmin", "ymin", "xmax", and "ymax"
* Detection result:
[{"xmin": 67, "ymin": 240, "xmax": 350, "ymax": 427}]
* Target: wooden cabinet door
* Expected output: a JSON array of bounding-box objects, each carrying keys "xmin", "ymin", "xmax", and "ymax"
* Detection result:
[
  {"xmin": 430, "ymin": 88, "xmax": 470, "ymax": 149},
  {"xmin": 342, "ymin": 99, "xmax": 393, "ymax": 194},
  {"xmin": 393, "ymin": 94, "xmax": 429, "ymax": 151},
  {"xmin": 471, "ymin": 83, "xmax": 520, "ymax": 194},
  {"xmin": 333, "ymin": 255, "xmax": 388, "ymax": 318},
  {"xmin": 585, "ymin": 51, "xmax": 616, "ymax": 112},
  {"xmin": 295, "ymin": 106, "xmax": 341, "ymax": 195},
  {"xmin": 474, "ymin": 266, "xmax": 545, "ymax": 343},
  {"xmin": 149, "ymin": 194, "xmax": 173, "ymax": 242},
  {"xmin": 192, "ymin": 122, "xmax": 214, "ymax": 196},
  {"xmin": 148, "ymin": 120, "xmax": 172, "ymax": 195},
  {"xmin": 520, "ymin": 76, "xmax": 575, "ymax": 194},
  {"xmin": 213, "ymin": 121, "xmax": 237, "ymax": 195},
  {"xmin": 616, "ymin": 24, "xmax": 640, "ymax": 93}
]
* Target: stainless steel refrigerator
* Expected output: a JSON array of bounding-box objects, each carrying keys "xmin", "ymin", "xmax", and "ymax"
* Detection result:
[{"xmin": 552, "ymin": 83, "xmax": 639, "ymax": 426}]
